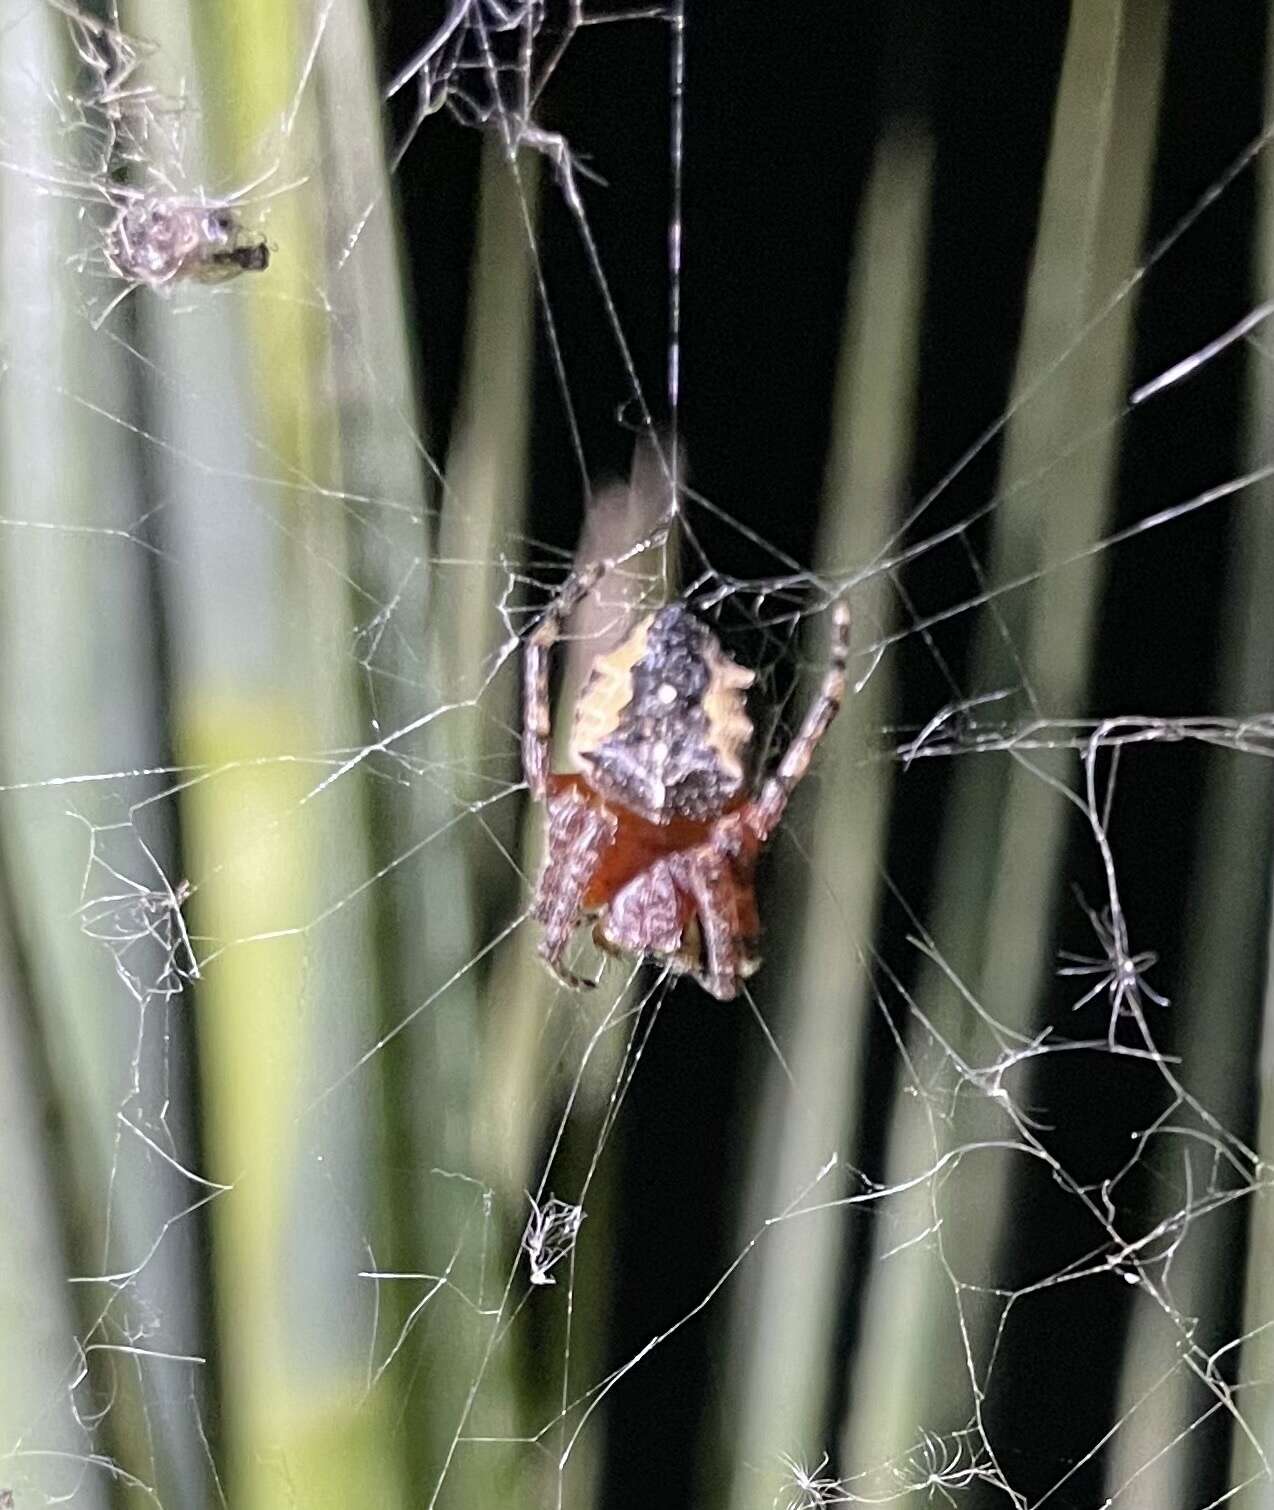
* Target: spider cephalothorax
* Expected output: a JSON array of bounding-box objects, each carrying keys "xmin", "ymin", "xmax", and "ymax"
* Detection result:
[{"xmin": 523, "ymin": 566, "xmax": 850, "ymax": 1000}]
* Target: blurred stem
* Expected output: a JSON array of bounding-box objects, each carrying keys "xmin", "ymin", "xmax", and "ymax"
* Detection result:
[
  {"xmin": 845, "ymin": 0, "xmax": 1166, "ymax": 1474},
  {"xmin": 482, "ymin": 442, "xmax": 673, "ymax": 1510},
  {"xmin": 306, "ymin": 2, "xmax": 444, "ymax": 1502},
  {"xmin": 123, "ymin": 0, "xmax": 405, "ymax": 1504},
  {"xmin": 719, "ymin": 127, "xmax": 930, "ymax": 1510},
  {"xmin": 0, "ymin": 5, "xmax": 181, "ymax": 1503},
  {"xmin": 0, "ymin": 870, "xmax": 111, "ymax": 1508},
  {"xmin": 406, "ymin": 139, "xmax": 539, "ymax": 1504}
]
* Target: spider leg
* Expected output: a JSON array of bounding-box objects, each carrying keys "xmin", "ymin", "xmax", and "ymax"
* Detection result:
[
  {"xmin": 532, "ymin": 788, "xmax": 616, "ymax": 990},
  {"xmin": 543, "ymin": 951, "xmax": 598, "ymax": 993},
  {"xmin": 749, "ymin": 600, "xmax": 851, "ymax": 843},
  {"xmin": 680, "ymin": 845, "xmax": 760, "ymax": 1002},
  {"xmin": 522, "ymin": 559, "xmax": 609, "ymax": 799}
]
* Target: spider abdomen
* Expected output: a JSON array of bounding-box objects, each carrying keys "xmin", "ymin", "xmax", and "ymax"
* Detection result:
[{"xmin": 569, "ymin": 604, "xmax": 755, "ymax": 822}]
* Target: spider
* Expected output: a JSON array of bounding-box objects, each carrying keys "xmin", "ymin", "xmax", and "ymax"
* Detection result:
[{"xmin": 523, "ymin": 565, "xmax": 851, "ymax": 1000}]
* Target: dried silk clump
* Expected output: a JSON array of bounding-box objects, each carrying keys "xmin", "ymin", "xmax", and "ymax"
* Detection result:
[{"xmin": 106, "ymin": 197, "xmax": 270, "ymax": 286}]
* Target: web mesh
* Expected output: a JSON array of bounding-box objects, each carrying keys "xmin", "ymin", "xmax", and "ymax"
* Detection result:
[{"xmin": 0, "ymin": 2, "xmax": 1272, "ymax": 1508}]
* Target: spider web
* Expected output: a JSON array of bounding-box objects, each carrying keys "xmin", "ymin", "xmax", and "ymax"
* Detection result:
[{"xmin": 0, "ymin": 2, "xmax": 1272, "ymax": 1507}]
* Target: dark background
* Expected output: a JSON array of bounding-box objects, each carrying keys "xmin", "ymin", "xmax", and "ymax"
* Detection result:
[{"xmin": 377, "ymin": 5, "xmax": 1269, "ymax": 1503}]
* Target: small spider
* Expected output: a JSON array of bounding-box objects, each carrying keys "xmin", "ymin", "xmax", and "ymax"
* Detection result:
[
  {"xmin": 523, "ymin": 565, "xmax": 851, "ymax": 1000},
  {"xmin": 106, "ymin": 196, "xmax": 270, "ymax": 286}
]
